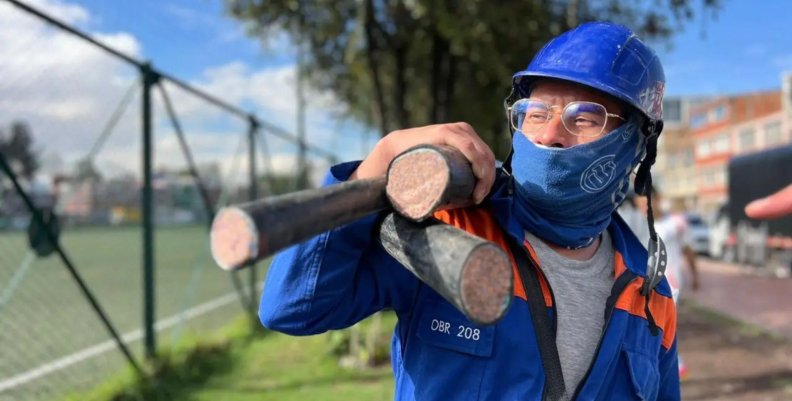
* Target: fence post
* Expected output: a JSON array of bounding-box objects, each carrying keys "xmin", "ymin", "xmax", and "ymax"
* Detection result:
[
  {"xmin": 141, "ymin": 63, "xmax": 159, "ymax": 360},
  {"xmin": 296, "ymin": 46, "xmax": 307, "ymax": 190},
  {"xmin": 247, "ymin": 116, "xmax": 260, "ymax": 320}
]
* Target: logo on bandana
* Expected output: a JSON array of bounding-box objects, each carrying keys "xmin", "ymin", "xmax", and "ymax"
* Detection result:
[
  {"xmin": 620, "ymin": 123, "xmax": 634, "ymax": 142},
  {"xmin": 580, "ymin": 155, "xmax": 617, "ymax": 193}
]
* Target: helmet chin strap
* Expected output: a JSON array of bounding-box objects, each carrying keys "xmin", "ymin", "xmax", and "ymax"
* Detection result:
[
  {"xmin": 634, "ymin": 118, "xmax": 663, "ymax": 246},
  {"xmin": 502, "ymin": 87, "xmax": 519, "ymax": 175},
  {"xmin": 634, "ymin": 119, "xmax": 666, "ymax": 337}
]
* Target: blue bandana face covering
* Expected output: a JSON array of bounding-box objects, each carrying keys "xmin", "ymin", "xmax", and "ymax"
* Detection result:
[{"xmin": 510, "ymin": 121, "xmax": 646, "ymax": 248}]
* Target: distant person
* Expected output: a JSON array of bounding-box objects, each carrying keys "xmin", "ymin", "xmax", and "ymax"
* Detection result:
[
  {"xmin": 625, "ymin": 186, "xmax": 700, "ymax": 380},
  {"xmin": 745, "ymin": 183, "xmax": 792, "ymax": 219},
  {"xmin": 633, "ymin": 189, "xmax": 700, "ymax": 300}
]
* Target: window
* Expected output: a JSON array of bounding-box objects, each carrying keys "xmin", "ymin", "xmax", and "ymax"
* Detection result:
[
  {"xmin": 717, "ymin": 170, "xmax": 727, "ymax": 186},
  {"xmin": 697, "ymin": 140, "xmax": 711, "ymax": 158},
  {"xmin": 699, "ymin": 167, "xmax": 725, "ymax": 187},
  {"xmin": 663, "ymin": 99, "xmax": 682, "ymax": 124},
  {"xmin": 667, "ymin": 153, "xmax": 677, "ymax": 168},
  {"xmin": 683, "ymin": 149, "xmax": 694, "ymax": 166},
  {"xmin": 765, "ymin": 121, "xmax": 783, "ymax": 146},
  {"xmin": 687, "ymin": 214, "xmax": 705, "ymax": 226},
  {"xmin": 739, "ymin": 128, "xmax": 755, "ymax": 152},
  {"xmin": 699, "ymin": 169, "xmax": 713, "ymax": 187},
  {"xmin": 691, "ymin": 113, "xmax": 707, "ymax": 129},
  {"xmin": 710, "ymin": 105, "xmax": 727, "ymax": 122},
  {"xmin": 714, "ymin": 133, "xmax": 730, "ymax": 154}
]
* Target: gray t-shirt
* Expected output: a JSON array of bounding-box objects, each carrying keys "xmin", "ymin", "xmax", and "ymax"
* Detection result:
[{"xmin": 524, "ymin": 230, "xmax": 615, "ymax": 401}]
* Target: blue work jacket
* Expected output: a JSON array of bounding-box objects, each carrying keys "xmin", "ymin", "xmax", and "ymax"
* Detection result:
[{"xmin": 260, "ymin": 161, "xmax": 680, "ymax": 401}]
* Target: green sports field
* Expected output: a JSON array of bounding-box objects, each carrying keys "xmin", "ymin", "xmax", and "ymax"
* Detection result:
[{"xmin": 0, "ymin": 224, "xmax": 262, "ymax": 401}]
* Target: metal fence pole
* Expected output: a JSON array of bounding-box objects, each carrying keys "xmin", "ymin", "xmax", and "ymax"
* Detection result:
[
  {"xmin": 141, "ymin": 63, "xmax": 159, "ymax": 360},
  {"xmin": 296, "ymin": 46, "xmax": 307, "ymax": 190},
  {"xmin": 248, "ymin": 116, "xmax": 260, "ymax": 318}
]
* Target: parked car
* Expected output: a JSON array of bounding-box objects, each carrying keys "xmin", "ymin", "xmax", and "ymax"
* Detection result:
[{"xmin": 685, "ymin": 213, "xmax": 710, "ymax": 256}]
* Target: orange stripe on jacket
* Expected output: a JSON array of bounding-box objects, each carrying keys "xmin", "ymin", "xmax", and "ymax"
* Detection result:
[
  {"xmin": 614, "ymin": 252, "xmax": 627, "ymax": 276},
  {"xmin": 521, "ymin": 240, "xmax": 554, "ymax": 307},
  {"xmin": 432, "ymin": 208, "xmax": 553, "ymax": 307},
  {"xmin": 614, "ymin": 276, "xmax": 678, "ymax": 349},
  {"xmin": 434, "ymin": 208, "xmax": 677, "ymax": 348}
]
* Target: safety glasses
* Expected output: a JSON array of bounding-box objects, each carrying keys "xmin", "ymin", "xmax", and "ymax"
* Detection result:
[{"xmin": 509, "ymin": 98, "xmax": 625, "ymax": 138}]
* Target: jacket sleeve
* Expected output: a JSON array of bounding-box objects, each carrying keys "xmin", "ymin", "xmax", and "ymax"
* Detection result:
[
  {"xmin": 656, "ymin": 337, "xmax": 681, "ymax": 401},
  {"xmin": 258, "ymin": 161, "xmax": 421, "ymax": 335}
]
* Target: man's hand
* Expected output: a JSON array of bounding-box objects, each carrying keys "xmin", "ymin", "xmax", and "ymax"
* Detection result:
[
  {"xmin": 350, "ymin": 123, "xmax": 497, "ymax": 204},
  {"xmin": 745, "ymin": 183, "xmax": 792, "ymax": 220}
]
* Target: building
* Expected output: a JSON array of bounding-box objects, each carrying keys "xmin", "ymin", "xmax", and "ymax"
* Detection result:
[
  {"xmin": 690, "ymin": 90, "xmax": 784, "ymax": 214},
  {"xmin": 653, "ymin": 96, "xmax": 710, "ymax": 211},
  {"xmin": 653, "ymin": 72, "xmax": 792, "ymax": 217}
]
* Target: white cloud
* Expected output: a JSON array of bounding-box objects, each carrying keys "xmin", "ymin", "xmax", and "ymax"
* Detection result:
[
  {"xmin": 1, "ymin": 0, "xmax": 89, "ymax": 26},
  {"xmin": 0, "ymin": 0, "xmax": 367, "ymax": 191},
  {"xmin": 165, "ymin": 61, "xmax": 368, "ymax": 169},
  {"xmin": 0, "ymin": 0, "xmax": 142, "ymax": 175}
]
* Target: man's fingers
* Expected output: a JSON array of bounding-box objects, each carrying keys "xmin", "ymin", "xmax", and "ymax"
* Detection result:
[
  {"xmin": 442, "ymin": 124, "xmax": 495, "ymax": 203},
  {"xmin": 745, "ymin": 183, "xmax": 792, "ymax": 220}
]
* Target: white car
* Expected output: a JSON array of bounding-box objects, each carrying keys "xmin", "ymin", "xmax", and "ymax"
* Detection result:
[{"xmin": 685, "ymin": 213, "xmax": 710, "ymax": 256}]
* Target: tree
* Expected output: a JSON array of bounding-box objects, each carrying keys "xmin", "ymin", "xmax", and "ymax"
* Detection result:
[
  {"xmin": 226, "ymin": 0, "xmax": 719, "ymax": 159},
  {"xmin": 0, "ymin": 121, "xmax": 40, "ymax": 182}
]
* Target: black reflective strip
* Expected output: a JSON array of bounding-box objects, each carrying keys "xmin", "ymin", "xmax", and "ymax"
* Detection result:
[
  {"xmin": 571, "ymin": 270, "xmax": 638, "ymax": 401},
  {"xmin": 604, "ymin": 270, "xmax": 637, "ymax": 323},
  {"xmin": 506, "ymin": 235, "xmax": 565, "ymax": 401}
]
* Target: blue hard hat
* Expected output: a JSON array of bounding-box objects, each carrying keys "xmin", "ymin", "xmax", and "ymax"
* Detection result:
[{"xmin": 512, "ymin": 22, "xmax": 665, "ymax": 123}]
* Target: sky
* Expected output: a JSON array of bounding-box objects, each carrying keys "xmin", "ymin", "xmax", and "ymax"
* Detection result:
[
  {"xmin": 1, "ymin": 0, "xmax": 791, "ymax": 186},
  {"xmin": 655, "ymin": 0, "xmax": 792, "ymax": 97}
]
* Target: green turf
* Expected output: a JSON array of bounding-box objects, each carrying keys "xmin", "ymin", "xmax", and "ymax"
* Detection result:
[
  {"xmin": 72, "ymin": 314, "xmax": 397, "ymax": 401},
  {"xmin": 0, "ymin": 224, "xmax": 261, "ymax": 401}
]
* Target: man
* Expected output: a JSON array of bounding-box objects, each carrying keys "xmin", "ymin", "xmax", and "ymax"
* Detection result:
[{"xmin": 260, "ymin": 22, "xmax": 679, "ymax": 401}]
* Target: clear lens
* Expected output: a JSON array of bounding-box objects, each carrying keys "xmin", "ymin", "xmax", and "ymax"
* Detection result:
[
  {"xmin": 562, "ymin": 102, "xmax": 608, "ymax": 137},
  {"xmin": 510, "ymin": 99, "xmax": 548, "ymax": 133},
  {"xmin": 510, "ymin": 98, "xmax": 609, "ymax": 137}
]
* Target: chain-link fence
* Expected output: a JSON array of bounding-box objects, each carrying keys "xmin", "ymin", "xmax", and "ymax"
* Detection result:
[{"xmin": 0, "ymin": 1, "xmax": 338, "ymax": 400}]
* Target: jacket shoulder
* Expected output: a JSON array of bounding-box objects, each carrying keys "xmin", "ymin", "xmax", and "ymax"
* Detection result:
[{"xmin": 432, "ymin": 207, "xmax": 505, "ymax": 243}]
